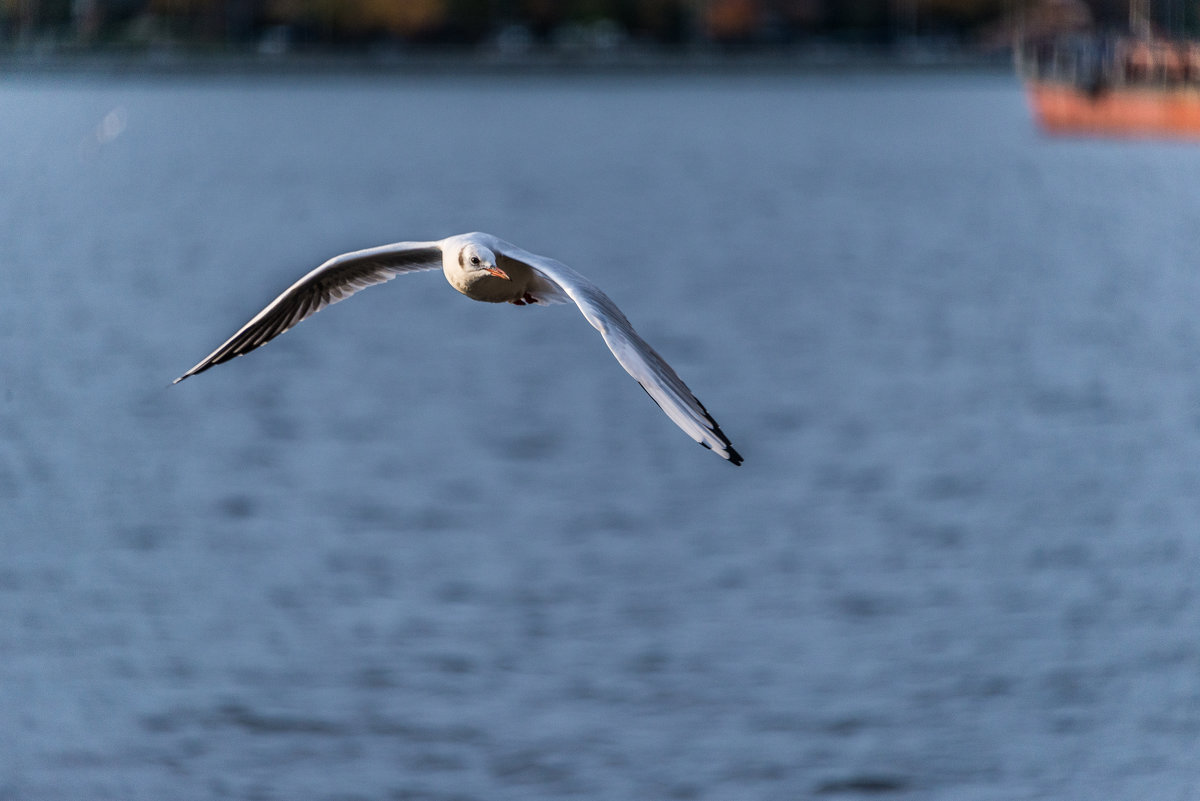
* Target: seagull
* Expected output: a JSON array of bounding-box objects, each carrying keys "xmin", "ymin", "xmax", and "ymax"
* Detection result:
[{"xmin": 174, "ymin": 232, "xmax": 742, "ymax": 465}]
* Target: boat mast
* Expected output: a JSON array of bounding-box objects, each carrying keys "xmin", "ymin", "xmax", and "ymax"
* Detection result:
[{"xmin": 1130, "ymin": 0, "xmax": 1151, "ymax": 37}]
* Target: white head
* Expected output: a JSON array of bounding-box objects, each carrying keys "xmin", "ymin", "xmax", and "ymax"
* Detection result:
[{"xmin": 459, "ymin": 243, "xmax": 509, "ymax": 281}]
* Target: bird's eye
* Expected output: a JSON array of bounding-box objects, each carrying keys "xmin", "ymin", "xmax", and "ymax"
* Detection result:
[{"xmin": 470, "ymin": 256, "xmax": 481, "ymax": 266}]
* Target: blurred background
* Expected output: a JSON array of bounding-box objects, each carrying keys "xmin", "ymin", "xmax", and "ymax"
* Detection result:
[
  {"xmin": 0, "ymin": 0, "xmax": 1147, "ymax": 59},
  {"xmin": 2, "ymin": 0, "xmax": 1007, "ymax": 53},
  {"xmin": 5, "ymin": 2, "xmax": 1200, "ymax": 801}
]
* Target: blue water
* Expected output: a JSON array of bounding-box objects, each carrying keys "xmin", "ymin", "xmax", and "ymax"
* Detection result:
[{"xmin": 2, "ymin": 70, "xmax": 1200, "ymax": 800}]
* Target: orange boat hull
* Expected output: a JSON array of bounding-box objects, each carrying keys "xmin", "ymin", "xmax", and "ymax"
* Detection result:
[{"xmin": 1027, "ymin": 80, "xmax": 1200, "ymax": 139}]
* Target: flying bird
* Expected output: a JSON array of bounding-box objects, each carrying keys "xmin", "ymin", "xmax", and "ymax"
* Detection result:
[{"xmin": 174, "ymin": 232, "xmax": 742, "ymax": 465}]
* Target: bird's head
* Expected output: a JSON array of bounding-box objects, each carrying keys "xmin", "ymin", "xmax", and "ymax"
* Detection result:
[{"xmin": 460, "ymin": 243, "xmax": 509, "ymax": 280}]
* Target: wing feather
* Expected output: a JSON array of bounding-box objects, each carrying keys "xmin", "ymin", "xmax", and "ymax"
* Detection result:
[
  {"xmin": 491, "ymin": 238, "xmax": 742, "ymax": 465},
  {"xmin": 174, "ymin": 241, "xmax": 442, "ymax": 383}
]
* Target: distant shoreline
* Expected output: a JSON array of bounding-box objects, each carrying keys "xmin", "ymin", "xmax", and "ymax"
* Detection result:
[{"xmin": 0, "ymin": 45, "xmax": 1014, "ymax": 78}]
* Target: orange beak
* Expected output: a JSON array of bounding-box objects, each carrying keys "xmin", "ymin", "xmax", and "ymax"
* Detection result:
[{"xmin": 485, "ymin": 266, "xmax": 511, "ymax": 280}]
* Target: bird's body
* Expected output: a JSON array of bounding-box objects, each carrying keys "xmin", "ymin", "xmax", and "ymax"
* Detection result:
[{"xmin": 175, "ymin": 232, "xmax": 742, "ymax": 465}]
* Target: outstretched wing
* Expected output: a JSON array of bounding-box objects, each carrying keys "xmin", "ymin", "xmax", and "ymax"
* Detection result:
[
  {"xmin": 495, "ymin": 239, "xmax": 743, "ymax": 465},
  {"xmin": 174, "ymin": 241, "xmax": 443, "ymax": 383}
]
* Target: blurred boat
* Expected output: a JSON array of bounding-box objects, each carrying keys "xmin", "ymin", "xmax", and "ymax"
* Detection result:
[
  {"xmin": 1020, "ymin": 35, "xmax": 1200, "ymax": 139},
  {"xmin": 1017, "ymin": 0, "xmax": 1200, "ymax": 139}
]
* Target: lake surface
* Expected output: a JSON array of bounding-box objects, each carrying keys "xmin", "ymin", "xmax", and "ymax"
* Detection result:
[{"xmin": 3, "ymin": 69, "xmax": 1200, "ymax": 800}]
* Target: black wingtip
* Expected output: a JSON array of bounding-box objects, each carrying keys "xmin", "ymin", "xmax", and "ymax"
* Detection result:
[
  {"xmin": 173, "ymin": 358, "xmax": 219, "ymax": 385},
  {"xmin": 709, "ymin": 437, "xmax": 743, "ymax": 465},
  {"xmin": 172, "ymin": 366, "xmax": 202, "ymax": 384},
  {"xmin": 634, "ymin": 381, "xmax": 742, "ymax": 465},
  {"xmin": 696, "ymin": 431, "xmax": 743, "ymax": 465},
  {"xmin": 704, "ymin": 415, "xmax": 742, "ymax": 466}
]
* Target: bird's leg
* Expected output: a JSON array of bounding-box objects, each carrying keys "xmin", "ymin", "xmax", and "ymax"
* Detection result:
[{"xmin": 509, "ymin": 292, "xmax": 538, "ymax": 306}]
